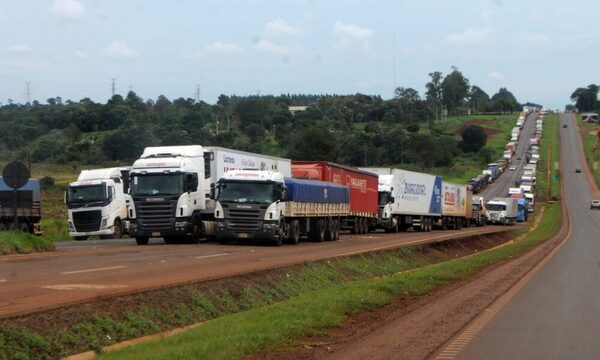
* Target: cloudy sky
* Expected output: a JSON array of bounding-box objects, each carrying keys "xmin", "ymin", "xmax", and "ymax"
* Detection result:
[{"xmin": 1, "ymin": 0, "xmax": 599, "ymax": 108}]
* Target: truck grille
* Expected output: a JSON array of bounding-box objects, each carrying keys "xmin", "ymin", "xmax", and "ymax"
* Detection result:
[
  {"xmin": 134, "ymin": 197, "xmax": 177, "ymax": 231},
  {"xmin": 224, "ymin": 208, "xmax": 264, "ymax": 232},
  {"xmin": 73, "ymin": 210, "xmax": 102, "ymax": 232}
]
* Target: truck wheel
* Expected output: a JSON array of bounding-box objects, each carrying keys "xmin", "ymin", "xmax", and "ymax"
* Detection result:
[
  {"xmin": 312, "ymin": 219, "xmax": 325, "ymax": 242},
  {"xmin": 136, "ymin": 237, "xmax": 149, "ymax": 245},
  {"xmin": 324, "ymin": 218, "xmax": 335, "ymax": 241},
  {"xmin": 333, "ymin": 219, "xmax": 340, "ymax": 240},
  {"xmin": 350, "ymin": 218, "xmax": 359, "ymax": 234},
  {"xmin": 74, "ymin": 236, "xmax": 88, "ymax": 241},
  {"xmin": 100, "ymin": 219, "xmax": 123, "ymax": 240},
  {"xmin": 16, "ymin": 222, "xmax": 30, "ymax": 233},
  {"xmin": 361, "ymin": 218, "xmax": 368, "ymax": 234},
  {"xmin": 287, "ymin": 220, "xmax": 300, "ymax": 245}
]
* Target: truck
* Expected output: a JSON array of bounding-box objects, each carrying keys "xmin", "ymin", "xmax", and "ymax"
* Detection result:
[
  {"xmin": 66, "ymin": 167, "xmax": 131, "ymax": 240},
  {"xmin": 505, "ymin": 142, "xmax": 516, "ymax": 155},
  {"xmin": 214, "ymin": 170, "xmax": 349, "ymax": 245},
  {"xmin": 487, "ymin": 163, "xmax": 499, "ymax": 179},
  {"xmin": 524, "ymin": 193, "xmax": 535, "ymax": 212},
  {"xmin": 128, "ymin": 145, "xmax": 291, "ymax": 245},
  {"xmin": 0, "ymin": 177, "xmax": 41, "ymax": 234},
  {"xmin": 359, "ymin": 167, "xmax": 442, "ymax": 233},
  {"xmin": 441, "ymin": 181, "xmax": 472, "ymax": 229},
  {"xmin": 516, "ymin": 198, "xmax": 527, "ymax": 222},
  {"xmin": 293, "ymin": 162, "xmax": 378, "ymax": 234},
  {"xmin": 471, "ymin": 195, "xmax": 486, "ymax": 226},
  {"xmin": 486, "ymin": 198, "xmax": 518, "ymax": 225}
]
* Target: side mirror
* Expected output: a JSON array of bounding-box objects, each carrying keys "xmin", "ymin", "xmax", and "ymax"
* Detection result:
[
  {"xmin": 185, "ymin": 173, "xmax": 199, "ymax": 192},
  {"xmin": 210, "ymin": 183, "xmax": 216, "ymax": 199},
  {"xmin": 390, "ymin": 196, "xmax": 395, "ymax": 204}
]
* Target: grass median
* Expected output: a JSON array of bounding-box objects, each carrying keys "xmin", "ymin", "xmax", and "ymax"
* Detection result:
[
  {"xmin": 0, "ymin": 231, "xmax": 55, "ymax": 255},
  {"xmin": 577, "ymin": 116, "xmax": 600, "ymax": 188}
]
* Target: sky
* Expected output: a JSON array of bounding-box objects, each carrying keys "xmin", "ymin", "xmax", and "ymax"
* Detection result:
[{"xmin": 1, "ymin": 0, "xmax": 599, "ymax": 108}]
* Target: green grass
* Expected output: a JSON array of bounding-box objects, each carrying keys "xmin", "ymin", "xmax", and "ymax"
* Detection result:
[
  {"xmin": 577, "ymin": 116, "xmax": 600, "ymax": 188},
  {"xmin": 537, "ymin": 113, "xmax": 560, "ymax": 201},
  {"xmin": 0, "ymin": 231, "xmax": 55, "ymax": 255},
  {"xmin": 98, "ymin": 203, "xmax": 562, "ymax": 360}
]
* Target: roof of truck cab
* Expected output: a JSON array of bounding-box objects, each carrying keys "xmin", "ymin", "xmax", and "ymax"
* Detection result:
[
  {"xmin": 77, "ymin": 167, "xmax": 130, "ymax": 181},
  {"xmin": 141, "ymin": 145, "xmax": 203, "ymax": 158}
]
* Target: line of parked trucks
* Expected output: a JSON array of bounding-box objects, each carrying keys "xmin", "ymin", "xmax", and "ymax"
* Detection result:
[{"xmin": 61, "ymin": 144, "xmax": 498, "ymax": 246}]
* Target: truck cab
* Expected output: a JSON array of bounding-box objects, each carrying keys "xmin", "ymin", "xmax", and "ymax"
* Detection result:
[
  {"xmin": 214, "ymin": 170, "xmax": 286, "ymax": 243},
  {"xmin": 66, "ymin": 168, "xmax": 130, "ymax": 240},
  {"xmin": 376, "ymin": 175, "xmax": 395, "ymax": 228}
]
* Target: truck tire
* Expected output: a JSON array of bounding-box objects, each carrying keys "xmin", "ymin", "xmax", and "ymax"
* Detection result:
[
  {"xmin": 362, "ymin": 218, "xmax": 368, "ymax": 234},
  {"xmin": 311, "ymin": 219, "xmax": 325, "ymax": 242},
  {"xmin": 136, "ymin": 237, "xmax": 149, "ymax": 245},
  {"xmin": 324, "ymin": 218, "xmax": 334, "ymax": 241},
  {"xmin": 333, "ymin": 219, "xmax": 340, "ymax": 240},
  {"xmin": 100, "ymin": 219, "xmax": 123, "ymax": 240},
  {"xmin": 74, "ymin": 236, "xmax": 88, "ymax": 241},
  {"xmin": 17, "ymin": 222, "xmax": 30, "ymax": 233},
  {"xmin": 287, "ymin": 220, "xmax": 300, "ymax": 245},
  {"xmin": 350, "ymin": 218, "xmax": 359, "ymax": 234}
]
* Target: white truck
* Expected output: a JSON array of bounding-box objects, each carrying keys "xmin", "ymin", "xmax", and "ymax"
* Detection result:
[
  {"xmin": 214, "ymin": 170, "xmax": 349, "ymax": 245},
  {"xmin": 359, "ymin": 167, "xmax": 442, "ymax": 232},
  {"xmin": 66, "ymin": 167, "xmax": 131, "ymax": 240},
  {"xmin": 128, "ymin": 145, "xmax": 290, "ymax": 245},
  {"xmin": 471, "ymin": 195, "xmax": 486, "ymax": 227},
  {"xmin": 486, "ymin": 197, "xmax": 518, "ymax": 225}
]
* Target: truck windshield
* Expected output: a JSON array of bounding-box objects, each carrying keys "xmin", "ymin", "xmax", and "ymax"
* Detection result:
[
  {"xmin": 378, "ymin": 191, "xmax": 391, "ymax": 205},
  {"xmin": 487, "ymin": 204, "xmax": 507, "ymax": 211},
  {"xmin": 218, "ymin": 181, "xmax": 274, "ymax": 204},
  {"xmin": 131, "ymin": 174, "xmax": 183, "ymax": 196},
  {"xmin": 68, "ymin": 185, "xmax": 105, "ymax": 204}
]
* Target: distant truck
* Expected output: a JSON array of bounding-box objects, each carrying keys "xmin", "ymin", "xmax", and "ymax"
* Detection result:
[
  {"xmin": 66, "ymin": 167, "xmax": 131, "ymax": 240},
  {"xmin": 516, "ymin": 198, "xmax": 528, "ymax": 222},
  {"xmin": 215, "ymin": 171, "xmax": 349, "ymax": 245},
  {"xmin": 486, "ymin": 198, "xmax": 518, "ymax": 225},
  {"xmin": 441, "ymin": 181, "xmax": 473, "ymax": 229},
  {"xmin": 0, "ymin": 177, "xmax": 41, "ymax": 234},
  {"xmin": 471, "ymin": 195, "xmax": 486, "ymax": 226},
  {"xmin": 128, "ymin": 145, "xmax": 291, "ymax": 245},
  {"xmin": 360, "ymin": 167, "xmax": 442, "ymax": 232}
]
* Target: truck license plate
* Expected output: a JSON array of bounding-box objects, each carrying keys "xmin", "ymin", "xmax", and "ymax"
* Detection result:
[
  {"xmin": 238, "ymin": 233, "xmax": 248, "ymax": 238},
  {"xmin": 152, "ymin": 232, "xmax": 160, "ymax": 237}
]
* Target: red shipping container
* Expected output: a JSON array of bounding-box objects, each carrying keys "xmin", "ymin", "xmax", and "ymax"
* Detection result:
[{"xmin": 292, "ymin": 161, "xmax": 378, "ymax": 217}]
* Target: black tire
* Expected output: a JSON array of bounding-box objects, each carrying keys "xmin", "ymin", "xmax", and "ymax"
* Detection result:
[
  {"xmin": 325, "ymin": 218, "xmax": 335, "ymax": 241},
  {"xmin": 136, "ymin": 237, "xmax": 149, "ymax": 245},
  {"xmin": 288, "ymin": 220, "xmax": 300, "ymax": 245},
  {"xmin": 350, "ymin": 218, "xmax": 359, "ymax": 234},
  {"xmin": 312, "ymin": 219, "xmax": 325, "ymax": 242},
  {"xmin": 74, "ymin": 236, "xmax": 88, "ymax": 241},
  {"xmin": 17, "ymin": 222, "xmax": 30, "ymax": 233},
  {"xmin": 362, "ymin": 218, "xmax": 368, "ymax": 234},
  {"xmin": 333, "ymin": 219, "xmax": 340, "ymax": 241}
]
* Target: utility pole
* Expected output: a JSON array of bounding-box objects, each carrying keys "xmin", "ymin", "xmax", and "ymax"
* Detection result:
[
  {"xmin": 25, "ymin": 81, "xmax": 31, "ymax": 104},
  {"xmin": 195, "ymin": 85, "xmax": 200, "ymax": 104},
  {"xmin": 392, "ymin": 32, "xmax": 396, "ymax": 91},
  {"xmin": 111, "ymin": 78, "xmax": 116, "ymax": 97}
]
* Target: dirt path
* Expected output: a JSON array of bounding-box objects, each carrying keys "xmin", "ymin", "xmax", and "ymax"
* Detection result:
[{"xmin": 248, "ymin": 206, "xmax": 568, "ymax": 360}]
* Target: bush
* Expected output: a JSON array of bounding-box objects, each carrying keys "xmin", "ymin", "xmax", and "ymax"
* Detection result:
[{"xmin": 39, "ymin": 176, "xmax": 55, "ymax": 189}]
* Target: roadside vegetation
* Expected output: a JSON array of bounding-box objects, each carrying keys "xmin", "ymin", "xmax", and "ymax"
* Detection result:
[
  {"xmin": 577, "ymin": 116, "xmax": 600, "ymax": 188},
  {"xmin": 0, "ymin": 231, "xmax": 54, "ymax": 255},
  {"xmin": 536, "ymin": 113, "xmax": 560, "ymax": 201}
]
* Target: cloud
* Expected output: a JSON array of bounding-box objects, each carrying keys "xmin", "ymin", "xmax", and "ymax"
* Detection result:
[
  {"xmin": 102, "ymin": 41, "xmax": 138, "ymax": 60},
  {"xmin": 205, "ymin": 41, "xmax": 243, "ymax": 54},
  {"xmin": 50, "ymin": 0, "xmax": 85, "ymax": 21},
  {"xmin": 488, "ymin": 71, "xmax": 504, "ymax": 81},
  {"xmin": 332, "ymin": 21, "xmax": 373, "ymax": 51},
  {"xmin": 263, "ymin": 19, "xmax": 303, "ymax": 38},
  {"xmin": 75, "ymin": 50, "xmax": 88, "ymax": 59},
  {"xmin": 446, "ymin": 27, "xmax": 491, "ymax": 45},
  {"xmin": 8, "ymin": 44, "xmax": 32, "ymax": 55}
]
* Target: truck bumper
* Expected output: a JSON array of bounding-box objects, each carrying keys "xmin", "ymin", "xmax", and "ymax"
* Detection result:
[
  {"xmin": 129, "ymin": 218, "xmax": 195, "ymax": 238},
  {"xmin": 215, "ymin": 221, "xmax": 279, "ymax": 242}
]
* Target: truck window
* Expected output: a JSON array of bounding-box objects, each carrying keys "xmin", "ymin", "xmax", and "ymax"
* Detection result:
[{"xmin": 204, "ymin": 152, "xmax": 213, "ymax": 179}]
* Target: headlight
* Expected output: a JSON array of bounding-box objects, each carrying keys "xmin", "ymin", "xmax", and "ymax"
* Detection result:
[
  {"xmin": 68, "ymin": 221, "xmax": 75, "ymax": 231},
  {"xmin": 100, "ymin": 217, "xmax": 108, "ymax": 228},
  {"xmin": 175, "ymin": 221, "xmax": 189, "ymax": 228}
]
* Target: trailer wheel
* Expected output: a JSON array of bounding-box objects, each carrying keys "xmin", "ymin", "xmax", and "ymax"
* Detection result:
[
  {"xmin": 325, "ymin": 218, "xmax": 335, "ymax": 241},
  {"xmin": 350, "ymin": 218, "xmax": 359, "ymax": 234},
  {"xmin": 287, "ymin": 220, "xmax": 300, "ymax": 245},
  {"xmin": 333, "ymin": 219, "xmax": 340, "ymax": 240},
  {"xmin": 135, "ymin": 237, "xmax": 149, "ymax": 245},
  {"xmin": 74, "ymin": 236, "xmax": 88, "ymax": 241}
]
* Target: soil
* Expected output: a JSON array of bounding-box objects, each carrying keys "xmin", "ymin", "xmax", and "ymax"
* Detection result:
[
  {"xmin": 247, "ymin": 210, "xmax": 568, "ymax": 360},
  {"xmin": 454, "ymin": 119, "xmax": 502, "ymax": 138}
]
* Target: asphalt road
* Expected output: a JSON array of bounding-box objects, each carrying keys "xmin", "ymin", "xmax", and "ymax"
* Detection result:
[
  {"xmin": 0, "ymin": 226, "xmax": 510, "ymax": 319},
  {"xmin": 481, "ymin": 111, "xmax": 538, "ymax": 200},
  {"xmin": 458, "ymin": 113, "xmax": 600, "ymax": 359}
]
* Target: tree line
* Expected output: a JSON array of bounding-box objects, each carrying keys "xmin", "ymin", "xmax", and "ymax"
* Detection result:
[{"xmin": 0, "ymin": 66, "xmax": 522, "ymax": 170}]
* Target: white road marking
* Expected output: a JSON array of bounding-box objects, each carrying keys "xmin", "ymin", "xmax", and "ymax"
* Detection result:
[
  {"xmin": 0, "ymin": 279, "xmax": 6, "ymax": 282},
  {"xmin": 61, "ymin": 265, "xmax": 126, "ymax": 275},
  {"xmin": 41, "ymin": 284, "xmax": 128, "ymax": 291},
  {"xmin": 195, "ymin": 253, "xmax": 229, "ymax": 260}
]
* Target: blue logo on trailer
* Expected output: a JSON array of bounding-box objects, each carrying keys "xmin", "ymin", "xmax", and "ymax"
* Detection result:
[{"xmin": 429, "ymin": 176, "xmax": 442, "ymax": 214}]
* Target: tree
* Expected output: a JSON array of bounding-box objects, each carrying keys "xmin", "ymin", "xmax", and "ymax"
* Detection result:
[
  {"xmin": 469, "ymin": 86, "xmax": 490, "ymax": 113},
  {"xmin": 425, "ymin": 71, "xmax": 444, "ymax": 120},
  {"xmin": 287, "ymin": 126, "xmax": 338, "ymax": 161},
  {"xmin": 461, "ymin": 125, "xmax": 487, "ymax": 153},
  {"xmin": 441, "ymin": 66, "xmax": 470, "ymax": 114},
  {"xmin": 570, "ymin": 84, "xmax": 599, "ymax": 112},
  {"xmin": 491, "ymin": 88, "xmax": 520, "ymax": 113}
]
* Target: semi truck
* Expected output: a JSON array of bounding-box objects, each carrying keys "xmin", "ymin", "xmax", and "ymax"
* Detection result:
[
  {"xmin": 66, "ymin": 167, "xmax": 131, "ymax": 240},
  {"xmin": 441, "ymin": 181, "xmax": 473, "ymax": 229},
  {"xmin": 214, "ymin": 170, "xmax": 349, "ymax": 245},
  {"xmin": 293, "ymin": 162, "xmax": 378, "ymax": 234},
  {"xmin": 486, "ymin": 198, "xmax": 518, "ymax": 225},
  {"xmin": 359, "ymin": 167, "xmax": 442, "ymax": 232},
  {"xmin": 128, "ymin": 145, "xmax": 291, "ymax": 245},
  {"xmin": 0, "ymin": 177, "xmax": 41, "ymax": 234},
  {"xmin": 516, "ymin": 198, "xmax": 527, "ymax": 222},
  {"xmin": 470, "ymin": 195, "xmax": 486, "ymax": 226}
]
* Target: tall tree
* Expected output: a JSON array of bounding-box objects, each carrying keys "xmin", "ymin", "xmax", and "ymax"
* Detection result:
[
  {"xmin": 441, "ymin": 66, "xmax": 470, "ymax": 114},
  {"xmin": 468, "ymin": 86, "xmax": 490, "ymax": 113},
  {"xmin": 570, "ymin": 84, "xmax": 599, "ymax": 112},
  {"xmin": 491, "ymin": 88, "xmax": 520, "ymax": 113},
  {"xmin": 425, "ymin": 71, "xmax": 444, "ymax": 120}
]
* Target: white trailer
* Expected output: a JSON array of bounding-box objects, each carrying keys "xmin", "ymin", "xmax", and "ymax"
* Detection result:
[
  {"xmin": 359, "ymin": 167, "xmax": 442, "ymax": 232},
  {"xmin": 441, "ymin": 181, "xmax": 472, "ymax": 229},
  {"xmin": 486, "ymin": 197, "xmax": 518, "ymax": 225},
  {"xmin": 67, "ymin": 167, "xmax": 131, "ymax": 240},
  {"xmin": 128, "ymin": 145, "xmax": 291, "ymax": 245}
]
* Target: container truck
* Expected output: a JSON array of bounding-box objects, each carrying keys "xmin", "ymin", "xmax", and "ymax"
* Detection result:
[
  {"xmin": 66, "ymin": 167, "xmax": 131, "ymax": 240},
  {"xmin": 359, "ymin": 167, "xmax": 442, "ymax": 232},
  {"xmin": 441, "ymin": 182, "xmax": 473, "ymax": 229},
  {"xmin": 516, "ymin": 198, "xmax": 527, "ymax": 222},
  {"xmin": 0, "ymin": 177, "xmax": 41, "ymax": 234},
  {"xmin": 525, "ymin": 193, "xmax": 535, "ymax": 212},
  {"xmin": 128, "ymin": 145, "xmax": 291, "ymax": 245},
  {"xmin": 471, "ymin": 195, "xmax": 486, "ymax": 226},
  {"xmin": 214, "ymin": 170, "xmax": 349, "ymax": 245},
  {"xmin": 293, "ymin": 161, "xmax": 378, "ymax": 234},
  {"xmin": 486, "ymin": 198, "xmax": 518, "ymax": 225}
]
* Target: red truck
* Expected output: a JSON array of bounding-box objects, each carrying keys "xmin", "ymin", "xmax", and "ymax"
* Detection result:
[{"xmin": 292, "ymin": 161, "xmax": 378, "ymax": 234}]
